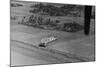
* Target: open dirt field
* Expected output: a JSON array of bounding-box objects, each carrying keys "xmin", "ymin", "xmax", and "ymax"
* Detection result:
[{"xmin": 10, "ymin": 0, "xmax": 95, "ymax": 66}]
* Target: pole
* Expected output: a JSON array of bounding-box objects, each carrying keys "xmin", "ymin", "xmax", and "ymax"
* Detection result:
[{"xmin": 84, "ymin": 6, "xmax": 92, "ymax": 35}]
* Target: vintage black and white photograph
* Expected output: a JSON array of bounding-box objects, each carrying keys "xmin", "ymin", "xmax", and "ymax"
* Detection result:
[{"xmin": 10, "ymin": 0, "xmax": 95, "ymax": 66}]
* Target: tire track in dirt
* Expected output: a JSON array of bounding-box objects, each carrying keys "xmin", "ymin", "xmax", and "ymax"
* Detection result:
[{"xmin": 11, "ymin": 40, "xmax": 90, "ymax": 64}]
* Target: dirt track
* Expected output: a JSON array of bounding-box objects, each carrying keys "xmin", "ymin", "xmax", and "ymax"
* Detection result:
[
  {"xmin": 11, "ymin": 24, "xmax": 94, "ymax": 66},
  {"xmin": 10, "ymin": 0, "xmax": 95, "ymax": 66}
]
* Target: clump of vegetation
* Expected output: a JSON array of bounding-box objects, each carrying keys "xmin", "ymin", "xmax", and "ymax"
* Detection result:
[
  {"xmin": 29, "ymin": 3, "xmax": 84, "ymax": 17},
  {"xmin": 19, "ymin": 15, "xmax": 59, "ymax": 28},
  {"xmin": 11, "ymin": 16, "xmax": 17, "ymax": 20},
  {"xmin": 11, "ymin": 3, "xmax": 23, "ymax": 7},
  {"xmin": 30, "ymin": 3, "xmax": 45, "ymax": 8},
  {"xmin": 19, "ymin": 15, "xmax": 83, "ymax": 32},
  {"xmin": 62, "ymin": 22, "xmax": 83, "ymax": 32}
]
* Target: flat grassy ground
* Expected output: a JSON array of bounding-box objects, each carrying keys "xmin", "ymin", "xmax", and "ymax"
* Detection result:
[{"xmin": 10, "ymin": 0, "xmax": 95, "ymax": 66}]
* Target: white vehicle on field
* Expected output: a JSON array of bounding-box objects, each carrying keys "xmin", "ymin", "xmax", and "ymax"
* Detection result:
[{"xmin": 38, "ymin": 36, "xmax": 57, "ymax": 47}]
